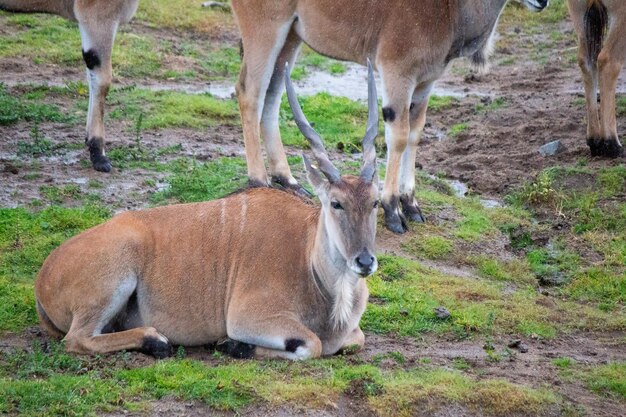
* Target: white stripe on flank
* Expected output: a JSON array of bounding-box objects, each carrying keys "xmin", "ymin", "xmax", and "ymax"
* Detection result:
[{"xmin": 239, "ymin": 194, "xmax": 247, "ymax": 233}]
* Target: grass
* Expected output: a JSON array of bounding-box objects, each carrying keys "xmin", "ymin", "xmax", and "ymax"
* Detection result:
[
  {"xmin": 0, "ymin": 342, "xmax": 561, "ymax": 416},
  {"xmin": 500, "ymin": 0, "xmax": 569, "ymax": 30},
  {"xmin": 363, "ymin": 255, "xmax": 559, "ymax": 339},
  {"xmin": 449, "ymin": 122, "xmax": 468, "ymax": 136},
  {"xmin": 506, "ymin": 166, "xmax": 626, "ymax": 309},
  {"xmin": 279, "ymin": 92, "xmax": 383, "ymax": 151},
  {"xmin": 0, "ymin": 83, "xmax": 74, "ymax": 126},
  {"xmin": 584, "ymin": 362, "xmax": 626, "ymax": 400},
  {"xmin": 106, "ymin": 87, "xmax": 240, "ymax": 130}
]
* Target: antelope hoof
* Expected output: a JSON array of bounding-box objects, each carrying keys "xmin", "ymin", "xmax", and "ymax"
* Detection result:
[
  {"xmin": 87, "ymin": 140, "xmax": 112, "ymax": 173},
  {"xmin": 399, "ymin": 194, "xmax": 426, "ymax": 223},
  {"xmin": 248, "ymin": 178, "xmax": 270, "ymax": 188},
  {"xmin": 587, "ymin": 137, "xmax": 624, "ymax": 158},
  {"xmin": 215, "ymin": 338, "xmax": 256, "ymax": 359},
  {"xmin": 271, "ymin": 175, "xmax": 313, "ymax": 198},
  {"xmin": 140, "ymin": 336, "xmax": 173, "ymax": 359},
  {"xmin": 382, "ymin": 197, "xmax": 408, "ymax": 234}
]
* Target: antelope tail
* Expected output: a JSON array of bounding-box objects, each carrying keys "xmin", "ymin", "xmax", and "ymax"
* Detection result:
[
  {"xmin": 584, "ymin": 0, "xmax": 608, "ymax": 68},
  {"xmin": 0, "ymin": 0, "xmax": 75, "ymax": 19}
]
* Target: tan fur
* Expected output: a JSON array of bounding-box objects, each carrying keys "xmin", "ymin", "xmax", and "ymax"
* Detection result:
[
  {"xmin": 0, "ymin": 0, "xmax": 140, "ymax": 172},
  {"xmin": 567, "ymin": 0, "xmax": 625, "ymax": 157},
  {"xmin": 35, "ymin": 76, "xmax": 381, "ymax": 359},
  {"xmin": 230, "ymin": 0, "xmax": 547, "ymax": 233}
]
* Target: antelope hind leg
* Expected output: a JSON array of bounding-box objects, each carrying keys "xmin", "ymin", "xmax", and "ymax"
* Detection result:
[
  {"xmin": 77, "ymin": 14, "xmax": 116, "ymax": 172},
  {"xmin": 380, "ymin": 72, "xmax": 415, "ymax": 233},
  {"xmin": 595, "ymin": 16, "xmax": 626, "ymax": 158},
  {"xmin": 64, "ymin": 327, "xmax": 173, "ymax": 359},
  {"xmin": 398, "ymin": 84, "xmax": 432, "ymax": 223}
]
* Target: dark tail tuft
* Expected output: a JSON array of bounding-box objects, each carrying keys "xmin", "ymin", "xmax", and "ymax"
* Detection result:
[{"xmin": 584, "ymin": 0, "xmax": 608, "ymax": 67}]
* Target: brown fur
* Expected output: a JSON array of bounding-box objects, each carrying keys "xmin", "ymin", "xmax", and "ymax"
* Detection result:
[
  {"xmin": 567, "ymin": 0, "xmax": 625, "ymax": 157},
  {"xmin": 35, "ymin": 71, "xmax": 381, "ymax": 359},
  {"xmin": 230, "ymin": 0, "xmax": 547, "ymax": 233},
  {"xmin": 0, "ymin": 0, "xmax": 140, "ymax": 171}
]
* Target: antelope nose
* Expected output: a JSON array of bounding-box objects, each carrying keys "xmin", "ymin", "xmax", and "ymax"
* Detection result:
[{"xmin": 355, "ymin": 251, "xmax": 375, "ymax": 269}]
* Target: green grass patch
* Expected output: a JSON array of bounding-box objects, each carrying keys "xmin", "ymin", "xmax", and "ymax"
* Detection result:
[
  {"xmin": 135, "ymin": 0, "xmax": 234, "ymax": 33},
  {"xmin": 501, "ymin": 0, "xmax": 569, "ymax": 29},
  {"xmin": 0, "ymin": 206, "xmax": 110, "ymax": 285},
  {"xmin": 0, "ymin": 344, "xmax": 561, "ymax": 416},
  {"xmin": 0, "ymin": 84, "xmax": 73, "ymax": 126},
  {"xmin": 618, "ymin": 96, "xmax": 626, "ymax": 116},
  {"xmin": 403, "ymin": 234, "xmax": 453, "ymax": 260},
  {"xmin": 292, "ymin": 46, "xmax": 348, "ymax": 80},
  {"xmin": 583, "ymin": 362, "xmax": 626, "ymax": 400},
  {"xmin": 449, "ymin": 122, "xmax": 468, "ymax": 136},
  {"xmin": 107, "ymin": 87, "xmax": 239, "ymax": 130},
  {"xmin": 429, "ymin": 95, "xmax": 458, "ymax": 112},
  {"xmin": 152, "ymin": 157, "xmax": 248, "ymax": 204},
  {"xmin": 363, "ymin": 255, "xmax": 558, "ymax": 339},
  {"xmin": 279, "ymin": 92, "xmax": 383, "ymax": 151}
]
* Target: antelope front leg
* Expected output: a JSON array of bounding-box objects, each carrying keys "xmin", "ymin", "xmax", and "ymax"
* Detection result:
[
  {"xmin": 398, "ymin": 83, "xmax": 432, "ymax": 223},
  {"xmin": 78, "ymin": 18, "xmax": 118, "ymax": 172},
  {"xmin": 380, "ymin": 73, "xmax": 414, "ymax": 233},
  {"xmin": 337, "ymin": 327, "xmax": 365, "ymax": 354},
  {"xmin": 226, "ymin": 314, "xmax": 322, "ymax": 360}
]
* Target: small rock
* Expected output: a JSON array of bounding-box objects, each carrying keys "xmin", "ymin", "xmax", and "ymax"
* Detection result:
[
  {"xmin": 399, "ymin": 309, "xmax": 409, "ymax": 316},
  {"xmin": 434, "ymin": 306, "xmax": 451, "ymax": 320},
  {"xmin": 508, "ymin": 339, "xmax": 528, "ymax": 353},
  {"xmin": 539, "ymin": 140, "xmax": 566, "ymax": 157},
  {"xmin": 507, "ymin": 339, "xmax": 522, "ymax": 348}
]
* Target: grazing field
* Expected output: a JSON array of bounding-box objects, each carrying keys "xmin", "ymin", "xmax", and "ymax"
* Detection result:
[{"xmin": 1, "ymin": 0, "xmax": 625, "ymax": 416}]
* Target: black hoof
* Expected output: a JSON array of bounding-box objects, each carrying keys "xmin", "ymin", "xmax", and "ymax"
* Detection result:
[
  {"xmin": 248, "ymin": 178, "xmax": 270, "ymax": 188},
  {"xmin": 215, "ymin": 338, "xmax": 255, "ymax": 359},
  {"xmin": 271, "ymin": 175, "xmax": 313, "ymax": 198},
  {"xmin": 87, "ymin": 140, "xmax": 112, "ymax": 173},
  {"xmin": 399, "ymin": 194, "xmax": 426, "ymax": 223},
  {"xmin": 140, "ymin": 336, "xmax": 173, "ymax": 359},
  {"xmin": 382, "ymin": 197, "xmax": 407, "ymax": 234},
  {"xmin": 587, "ymin": 137, "xmax": 624, "ymax": 158},
  {"xmin": 92, "ymin": 156, "xmax": 112, "ymax": 173}
]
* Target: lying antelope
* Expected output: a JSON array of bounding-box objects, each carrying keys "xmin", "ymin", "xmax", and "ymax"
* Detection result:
[
  {"xmin": 0, "ymin": 0, "xmax": 140, "ymax": 172},
  {"xmin": 231, "ymin": 0, "xmax": 548, "ymax": 233},
  {"xmin": 34, "ymin": 63, "xmax": 380, "ymax": 359},
  {"xmin": 567, "ymin": 0, "xmax": 625, "ymax": 157}
]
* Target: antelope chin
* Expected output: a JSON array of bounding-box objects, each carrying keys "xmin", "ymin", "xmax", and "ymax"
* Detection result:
[{"xmin": 349, "ymin": 260, "xmax": 378, "ymax": 278}]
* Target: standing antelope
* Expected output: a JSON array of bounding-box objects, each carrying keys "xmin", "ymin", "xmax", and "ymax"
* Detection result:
[
  {"xmin": 34, "ymin": 63, "xmax": 380, "ymax": 359},
  {"xmin": 0, "ymin": 0, "xmax": 140, "ymax": 172},
  {"xmin": 567, "ymin": 0, "xmax": 625, "ymax": 158},
  {"xmin": 231, "ymin": 0, "xmax": 548, "ymax": 233}
]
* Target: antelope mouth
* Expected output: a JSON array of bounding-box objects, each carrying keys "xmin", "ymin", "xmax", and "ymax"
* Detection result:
[{"xmin": 349, "ymin": 259, "xmax": 378, "ymax": 278}]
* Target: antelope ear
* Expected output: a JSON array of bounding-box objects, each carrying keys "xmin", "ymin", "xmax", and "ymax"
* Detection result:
[{"xmin": 303, "ymin": 154, "xmax": 328, "ymax": 197}]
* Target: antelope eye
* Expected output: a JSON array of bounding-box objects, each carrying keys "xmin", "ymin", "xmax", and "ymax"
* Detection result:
[
  {"xmin": 331, "ymin": 201, "xmax": 343, "ymax": 210},
  {"xmin": 373, "ymin": 200, "xmax": 379, "ymax": 209}
]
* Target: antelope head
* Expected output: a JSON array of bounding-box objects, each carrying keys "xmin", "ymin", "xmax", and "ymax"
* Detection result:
[{"xmin": 285, "ymin": 60, "xmax": 379, "ymax": 278}]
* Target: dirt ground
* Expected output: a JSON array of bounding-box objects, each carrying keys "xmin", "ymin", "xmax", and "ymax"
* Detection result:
[{"xmin": 1, "ymin": 3, "xmax": 626, "ymax": 417}]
